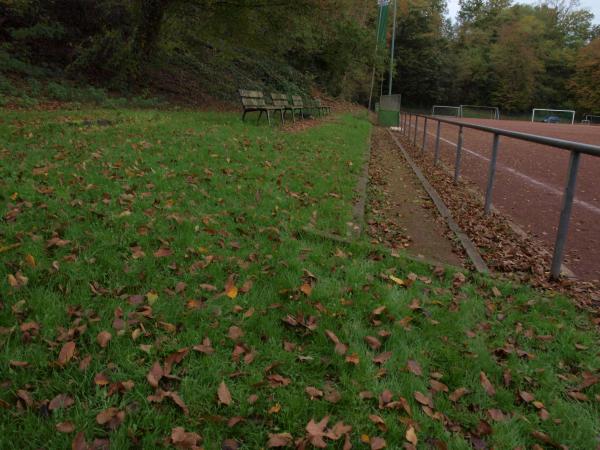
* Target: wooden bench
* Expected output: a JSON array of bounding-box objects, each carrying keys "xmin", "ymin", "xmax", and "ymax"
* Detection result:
[
  {"xmin": 271, "ymin": 93, "xmax": 302, "ymax": 122},
  {"xmin": 314, "ymin": 98, "xmax": 331, "ymax": 115},
  {"xmin": 239, "ymin": 90, "xmax": 284, "ymax": 125},
  {"xmin": 291, "ymin": 95, "xmax": 305, "ymax": 119}
]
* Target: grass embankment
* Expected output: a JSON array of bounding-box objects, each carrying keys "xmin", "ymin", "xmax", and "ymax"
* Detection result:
[{"xmin": 0, "ymin": 110, "xmax": 598, "ymax": 449}]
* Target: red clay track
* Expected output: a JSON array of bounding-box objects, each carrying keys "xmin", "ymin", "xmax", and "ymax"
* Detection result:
[{"xmin": 411, "ymin": 118, "xmax": 600, "ymax": 281}]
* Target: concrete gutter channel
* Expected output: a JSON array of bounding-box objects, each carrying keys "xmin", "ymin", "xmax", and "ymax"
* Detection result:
[
  {"xmin": 386, "ymin": 130, "xmax": 489, "ymax": 274},
  {"xmin": 387, "ymin": 128, "xmax": 577, "ymax": 279}
]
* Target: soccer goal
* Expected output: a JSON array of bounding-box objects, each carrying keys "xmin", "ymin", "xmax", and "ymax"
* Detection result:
[
  {"xmin": 583, "ymin": 114, "xmax": 600, "ymax": 125},
  {"xmin": 531, "ymin": 109, "xmax": 575, "ymax": 124},
  {"xmin": 432, "ymin": 105, "xmax": 460, "ymax": 117},
  {"xmin": 460, "ymin": 105, "xmax": 500, "ymax": 120}
]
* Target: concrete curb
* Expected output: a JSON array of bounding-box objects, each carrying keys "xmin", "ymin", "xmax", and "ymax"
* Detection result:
[
  {"xmin": 387, "ymin": 129, "xmax": 489, "ymax": 274},
  {"xmin": 347, "ymin": 128, "xmax": 373, "ymax": 239}
]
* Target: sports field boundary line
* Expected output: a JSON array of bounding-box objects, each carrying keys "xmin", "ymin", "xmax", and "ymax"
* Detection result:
[{"xmin": 387, "ymin": 129, "xmax": 489, "ymax": 274}]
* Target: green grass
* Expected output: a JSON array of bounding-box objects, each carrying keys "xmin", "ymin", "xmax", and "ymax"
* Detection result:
[{"xmin": 0, "ymin": 108, "xmax": 599, "ymax": 449}]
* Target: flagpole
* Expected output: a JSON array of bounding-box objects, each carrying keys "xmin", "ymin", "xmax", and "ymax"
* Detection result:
[
  {"xmin": 367, "ymin": 4, "xmax": 384, "ymax": 111},
  {"xmin": 387, "ymin": 0, "xmax": 397, "ymax": 95}
]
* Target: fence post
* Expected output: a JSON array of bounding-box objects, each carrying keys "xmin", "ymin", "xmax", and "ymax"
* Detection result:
[
  {"xmin": 407, "ymin": 114, "xmax": 412, "ymax": 137},
  {"xmin": 484, "ymin": 134, "xmax": 500, "ymax": 215},
  {"xmin": 454, "ymin": 125, "xmax": 464, "ymax": 183},
  {"xmin": 550, "ymin": 151, "xmax": 581, "ymax": 279},
  {"xmin": 434, "ymin": 121, "xmax": 441, "ymax": 166},
  {"xmin": 413, "ymin": 116, "xmax": 418, "ymax": 146},
  {"xmin": 422, "ymin": 117, "xmax": 428, "ymax": 154}
]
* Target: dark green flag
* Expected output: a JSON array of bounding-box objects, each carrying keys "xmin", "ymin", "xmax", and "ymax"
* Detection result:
[{"xmin": 376, "ymin": 0, "xmax": 390, "ymax": 48}]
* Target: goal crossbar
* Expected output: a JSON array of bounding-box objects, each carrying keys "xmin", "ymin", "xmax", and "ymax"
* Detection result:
[
  {"xmin": 459, "ymin": 105, "xmax": 500, "ymax": 119},
  {"xmin": 432, "ymin": 105, "xmax": 460, "ymax": 117},
  {"xmin": 531, "ymin": 108, "xmax": 575, "ymax": 124}
]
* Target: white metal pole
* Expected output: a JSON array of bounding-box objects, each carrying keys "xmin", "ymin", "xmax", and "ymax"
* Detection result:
[{"xmin": 387, "ymin": 0, "xmax": 397, "ymax": 95}]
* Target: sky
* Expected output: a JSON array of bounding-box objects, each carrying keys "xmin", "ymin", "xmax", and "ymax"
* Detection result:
[{"xmin": 446, "ymin": 0, "xmax": 600, "ymax": 24}]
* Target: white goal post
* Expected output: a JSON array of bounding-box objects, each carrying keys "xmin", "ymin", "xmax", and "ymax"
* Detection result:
[
  {"xmin": 583, "ymin": 114, "xmax": 600, "ymax": 124},
  {"xmin": 531, "ymin": 108, "xmax": 575, "ymax": 124},
  {"xmin": 460, "ymin": 105, "xmax": 500, "ymax": 119},
  {"xmin": 432, "ymin": 105, "xmax": 460, "ymax": 117}
]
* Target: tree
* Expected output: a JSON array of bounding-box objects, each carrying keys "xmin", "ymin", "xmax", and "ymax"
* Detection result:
[{"xmin": 570, "ymin": 38, "xmax": 600, "ymax": 113}]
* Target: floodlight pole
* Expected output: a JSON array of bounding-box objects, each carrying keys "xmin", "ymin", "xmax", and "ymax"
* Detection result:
[{"xmin": 387, "ymin": 0, "xmax": 397, "ymax": 95}]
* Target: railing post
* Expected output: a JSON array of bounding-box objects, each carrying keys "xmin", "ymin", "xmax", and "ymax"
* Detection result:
[
  {"xmin": 550, "ymin": 151, "xmax": 581, "ymax": 280},
  {"xmin": 408, "ymin": 114, "xmax": 412, "ymax": 137},
  {"xmin": 413, "ymin": 116, "xmax": 418, "ymax": 146},
  {"xmin": 434, "ymin": 121, "xmax": 441, "ymax": 166},
  {"xmin": 484, "ymin": 134, "xmax": 500, "ymax": 215},
  {"xmin": 454, "ymin": 125, "xmax": 464, "ymax": 183},
  {"xmin": 422, "ymin": 117, "xmax": 428, "ymax": 154},
  {"xmin": 403, "ymin": 112, "xmax": 407, "ymax": 134}
]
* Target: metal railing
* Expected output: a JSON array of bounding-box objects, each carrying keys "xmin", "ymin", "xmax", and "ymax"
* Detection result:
[{"xmin": 399, "ymin": 111, "xmax": 600, "ymax": 280}]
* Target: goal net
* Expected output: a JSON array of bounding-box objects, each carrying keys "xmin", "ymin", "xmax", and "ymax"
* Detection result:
[
  {"xmin": 432, "ymin": 105, "xmax": 460, "ymax": 117},
  {"xmin": 531, "ymin": 109, "xmax": 575, "ymax": 124},
  {"xmin": 583, "ymin": 114, "xmax": 600, "ymax": 125},
  {"xmin": 460, "ymin": 105, "xmax": 500, "ymax": 120}
]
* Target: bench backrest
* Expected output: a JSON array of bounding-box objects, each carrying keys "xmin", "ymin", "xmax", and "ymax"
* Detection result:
[
  {"xmin": 271, "ymin": 93, "xmax": 290, "ymax": 108},
  {"xmin": 291, "ymin": 95, "xmax": 304, "ymax": 108},
  {"xmin": 239, "ymin": 90, "xmax": 267, "ymax": 108}
]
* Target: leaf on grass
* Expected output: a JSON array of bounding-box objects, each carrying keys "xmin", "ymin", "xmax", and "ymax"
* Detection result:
[
  {"xmin": 96, "ymin": 331, "xmax": 112, "ymax": 348},
  {"xmin": 58, "ymin": 341, "xmax": 76, "ymax": 365},
  {"xmin": 218, "ymin": 381, "xmax": 233, "ymax": 406},
  {"xmin": 49, "ymin": 394, "xmax": 74, "ymax": 411},
  {"xmin": 345, "ymin": 353, "xmax": 360, "ymax": 365},
  {"xmin": 370, "ymin": 436, "xmax": 387, "ymax": 449},
  {"xmin": 519, "ymin": 391, "xmax": 535, "ymax": 403},
  {"xmin": 148, "ymin": 389, "xmax": 189, "ymax": 415},
  {"xmin": 228, "ymin": 326, "xmax": 244, "ymax": 341},
  {"xmin": 388, "ymin": 275, "xmax": 405, "ymax": 286},
  {"xmin": 324, "ymin": 329, "xmax": 347, "ymax": 355},
  {"xmin": 267, "ymin": 432, "xmax": 293, "ymax": 447},
  {"xmin": 488, "ymin": 408, "xmax": 507, "ymax": 421},
  {"xmin": 430, "ymin": 379, "xmax": 449, "ymax": 393},
  {"xmin": 406, "ymin": 427, "xmax": 418, "ymax": 445},
  {"xmin": 306, "ymin": 416, "xmax": 329, "ymax": 448},
  {"xmin": 480, "ymin": 372, "xmax": 496, "ymax": 396},
  {"xmin": 407, "ymin": 360, "xmax": 422, "ymax": 376},
  {"xmin": 364, "ymin": 336, "xmax": 381, "ymax": 350},
  {"xmin": 147, "ymin": 361, "xmax": 163, "ymax": 388},
  {"xmin": 153, "ymin": 247, "xmax": 172, "ymax": 258},
  {"xmin": 72, "ymin": 432, "xmax": 87, "ymax": 450},
  {"xmin": 413, "ymin": 391, "xmax": 433, "ymax": 408},
  {"xmin": 372, "ymin": 351, "xmax": 392, "ymax": 365},
  {"xmin": 225, "ymin": 277, "xmax": 238, "ymax": 299},
  {"xmin": 56, "ymin": 421, "xmax": 75, "ymax": 433},
  {"xmin": 193, "ymin": 337, "xmax": 214, "ymax": 354},
  {"xmin": 305, "ymin": 386, "xmax": 324, "ymax": 400},
  {"xmin": 368, "ymin": 414, "xmax": 387, "ymax": 431},
  {"xmin": 96, "ymin": 407, "xmax": 125, "ymax": 429},
  {"xmin": 94, "ymin": 372, "xmax": 110, "ymax": 386},
  {"xmin": 449, "ymin": 387, "xmax": 469, "ymax": 402},
  {"xmin": 300, "ymin": 282, "xmax": 312, "ymax": 296},
  {"xmin": 171, "ymin": 427, "xmax": 202, "ymax": 449}
]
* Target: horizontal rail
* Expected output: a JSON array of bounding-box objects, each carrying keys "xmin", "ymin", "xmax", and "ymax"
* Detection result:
[
  {"xmin": 400, "ymin": 111, "xmax": 599, "ymax": 281},
  {"xmin": 421, "ymin": 113, "xmax": 600, "ymax": 157}
]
